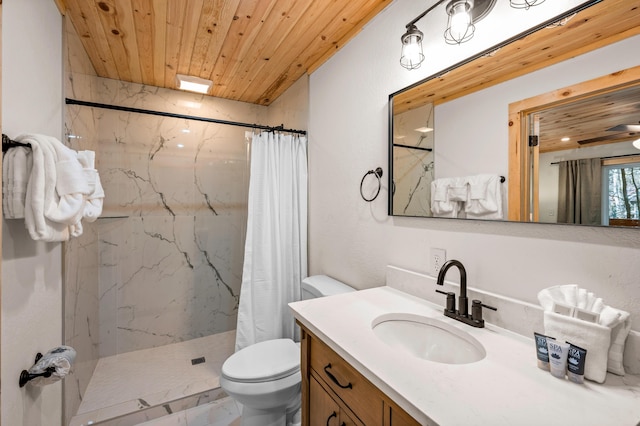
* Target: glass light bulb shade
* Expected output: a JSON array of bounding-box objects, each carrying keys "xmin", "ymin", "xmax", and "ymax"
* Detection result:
[
  {"xmin": 400, "ymin": 26, "xmax": 425, "ymax": 70},
  {"xmin": 510, "ymin": 0, "xmax": 545, "ymax": 9},
  {"xmin": 445, "ymin": 1, "xmax": 474, "ymax": 44}
]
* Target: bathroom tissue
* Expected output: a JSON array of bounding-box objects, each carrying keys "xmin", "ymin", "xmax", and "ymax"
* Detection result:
[{"xmin": 28, "ymin": 346, "xmax": 76, "ymax": 386}]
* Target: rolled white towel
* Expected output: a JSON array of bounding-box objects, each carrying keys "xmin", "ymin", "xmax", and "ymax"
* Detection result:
[
  {"xmin": 577, "ymin": 288, "xmax": 588, "ymax": 309},
  {"xmin": 592, "ymin": 297, "xmax": 605, "ymax": 314},
  {"xmin": 585, "ymin": 292, "xmax": 595, "ymax": 311}
]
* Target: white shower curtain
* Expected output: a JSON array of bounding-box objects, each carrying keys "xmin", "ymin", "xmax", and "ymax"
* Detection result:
[{"xmin": 235, "ymin": 131, "xmax": 308, "ymax": 351}]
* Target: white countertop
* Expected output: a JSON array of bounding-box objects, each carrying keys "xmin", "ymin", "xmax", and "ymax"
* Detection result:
[{"xmin": 290, "ymin": 286, "xmax": 640, "ymax": 426}]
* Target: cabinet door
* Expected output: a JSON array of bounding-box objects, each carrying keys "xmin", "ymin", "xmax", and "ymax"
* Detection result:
[
  {"xmin": 310, "ymin": 376, "xmax": 340, "ymax": 426},
  {"xmin": 387, "ymin": 403, "xmax": 422, "ymax": 426}
]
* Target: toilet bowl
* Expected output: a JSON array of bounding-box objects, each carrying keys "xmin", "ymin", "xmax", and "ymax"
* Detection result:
[{"xmin": 221, "ymin": 275, "xmax": 355, "ymax": 426}]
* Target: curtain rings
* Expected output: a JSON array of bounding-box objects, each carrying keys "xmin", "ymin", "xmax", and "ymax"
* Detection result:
[{"xmin": 360, "ymin": 167, "xmax": 383, "ymax": 202}]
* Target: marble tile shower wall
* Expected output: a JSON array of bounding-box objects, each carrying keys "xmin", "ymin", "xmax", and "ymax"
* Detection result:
[{"xmin": 70, "ymin": 76, "xmax": 264, "ymax": 357}]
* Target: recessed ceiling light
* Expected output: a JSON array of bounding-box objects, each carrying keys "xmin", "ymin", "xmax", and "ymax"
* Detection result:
[
  {"xmin": 181, "ymin": 129, "xmax": 190, "ymax": 133},
  {"xmin": 561, "ymin": 137, "xmax": 570, "ymax": 142},
  {"xmin": 177, "ymin": 143, "xmax": 185, "ymax": 149},
  {"xmin": 176, "ymin": 74, "xmax": 213, "ymax": 94},
  {"xmin": 633, "ymin": 138, "xmax": 640, "ymax": 150},
  {"xmin": 415, "ymin": 127, "xmax": 434, "ymax": 133}
]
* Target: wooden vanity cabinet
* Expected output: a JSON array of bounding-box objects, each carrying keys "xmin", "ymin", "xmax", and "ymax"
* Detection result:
[{"xmin": 300, "ymin": 324, "xmax": 421, "ymax": 426}]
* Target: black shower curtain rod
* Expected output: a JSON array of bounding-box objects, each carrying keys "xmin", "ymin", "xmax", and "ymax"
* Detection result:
[
  {"xmin": 550, "ymin": 152, "xmax": 640, "ymax": 165},
  {"xmin": 65, "ymin": 98, "xmax": 307, "ymax": 135}
]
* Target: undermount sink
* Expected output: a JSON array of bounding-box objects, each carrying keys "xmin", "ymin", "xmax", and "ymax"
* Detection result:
[{"xmin": 371, "ymin": 313, "xmax": 486, "ymax": 364}]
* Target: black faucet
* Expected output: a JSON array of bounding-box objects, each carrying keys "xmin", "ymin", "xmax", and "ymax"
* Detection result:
[{"xmin": 435, "ymin": 259, "xmax": 496, "ymax": 328}]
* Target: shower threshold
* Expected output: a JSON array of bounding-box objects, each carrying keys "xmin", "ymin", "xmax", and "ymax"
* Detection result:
[{"xmin": 70, "ymin": 331, "xmax": 235, "ymax": 426}]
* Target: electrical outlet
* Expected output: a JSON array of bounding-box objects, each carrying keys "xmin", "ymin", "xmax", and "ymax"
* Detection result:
[{"xmin": 430, "ymin": 248, "xmax": 446, "ymax": 277}]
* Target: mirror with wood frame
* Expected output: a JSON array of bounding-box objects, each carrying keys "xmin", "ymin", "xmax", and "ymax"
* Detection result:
[{"xmin": 389, "ymin": 0, "xmax": 640, "ymax": 227}]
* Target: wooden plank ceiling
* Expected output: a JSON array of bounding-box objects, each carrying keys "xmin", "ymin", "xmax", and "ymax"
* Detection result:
[{"xmin": 56, "ymin": 0, "xmax": 390, "ymax": 105}]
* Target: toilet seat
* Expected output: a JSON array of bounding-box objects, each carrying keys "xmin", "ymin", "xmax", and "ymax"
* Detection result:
[{"xmin": 222, "ymin": 338, "xmax": 300, "ymax": 383}]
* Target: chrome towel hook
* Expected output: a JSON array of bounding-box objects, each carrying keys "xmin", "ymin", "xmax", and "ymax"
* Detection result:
[{"xmin": 360, "ymin": 167, "xmax": 383, "ymax": 202}]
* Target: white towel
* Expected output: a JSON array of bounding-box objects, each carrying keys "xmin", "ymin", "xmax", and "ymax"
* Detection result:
[
  {"xmin": 18, "ymin": 134, "xmax": 69, "ymax": 242},
  {"xmin": 543, "ymin": 311, "xmax": 611, "ymax": 383},
  {"xmin": 77, "ymin": 150, "xmax": 104, "ymax": 222},
  {"xmin": 431, "ymin": 178, "xmax": 461, "ymax": 218},
  {"xmin": 608, "ymin": 315, "xmax": 632, "ymax": 375},
  {"xmin": 11, "ymin": 147, "xmax": 32, "ymax": 218},
  {"xmin": 465, "ymin": 174, "xmax": 503, "ymax": 220},
  {"xmin": 538, "ymin": 284, "xmax": 632, "ymax": 378},
  {"xmin": 447, "ymin": 184, "xmax": 467, "ymax": 202},
  {"xmin": 45, "ymin": 138, "xmax": 91, "ymax": 226},
  {"xmin": 3, "ymin": 149, "xmax": 15, "ymax": 218}
]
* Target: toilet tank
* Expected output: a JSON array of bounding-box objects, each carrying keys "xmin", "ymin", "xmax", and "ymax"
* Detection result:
[{"xmin": 301, "ymin": 275, "xmax": 355, "ymax": 300}]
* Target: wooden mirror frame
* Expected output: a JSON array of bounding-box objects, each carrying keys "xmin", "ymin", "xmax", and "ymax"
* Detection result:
[{"xmin": 508, "ymin": 65, "xmax": 640, "ymax": 222}]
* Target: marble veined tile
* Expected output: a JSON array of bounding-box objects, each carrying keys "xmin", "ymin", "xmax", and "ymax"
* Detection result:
[{"xmin": 72, "ymin": 331, "xmax": 235, "ymax": 426}]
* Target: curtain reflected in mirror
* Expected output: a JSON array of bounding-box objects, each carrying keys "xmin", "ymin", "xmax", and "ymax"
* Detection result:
[
  {"xmin": 557, "ymin": 158, "xmax": 602, "ymax": 225},
  {"xmin": 392, "ymin": 103, "xmax": 435, "ymax": 216}
]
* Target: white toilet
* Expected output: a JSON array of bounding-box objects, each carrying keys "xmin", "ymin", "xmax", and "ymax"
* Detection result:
[{"xmin": 220, "ymin": 275, "xmax": 355, "ymax": 426}]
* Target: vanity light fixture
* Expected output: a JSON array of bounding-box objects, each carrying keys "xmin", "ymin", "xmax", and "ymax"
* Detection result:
[
  {"xmin": 444, "ymin": 0, "xmax": 475, "ymax": 45},
  {"xmin": 510, "ymin": 0, "xmax": 545, "ymax": 9},
  {"xmin": 399, "ymin": 0, "xmax": 497, "ymax": 70},
  {"xmin": 176, "ymin": 74, "xmax": 213, "ymax": 94},
  {"xmin": 400, "ymin": 25, "xmax": 425, "ymax": 70}
]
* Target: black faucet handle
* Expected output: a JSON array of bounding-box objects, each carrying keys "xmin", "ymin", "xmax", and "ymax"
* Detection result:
[
  {"xmin": 471, "ymin": 299, "xmax": 497, "ymax": 324},
  {"xmin": 436, "ymin": 289, "xmax": 456, "ymax": 313}
]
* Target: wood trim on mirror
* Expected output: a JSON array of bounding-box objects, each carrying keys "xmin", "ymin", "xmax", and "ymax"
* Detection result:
[{"xmin": 508, "ymin": 64, "xmax": 640, "ymax": 223}]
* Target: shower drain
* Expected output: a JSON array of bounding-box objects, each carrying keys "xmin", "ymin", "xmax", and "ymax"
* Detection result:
[{"xmin": 191, "ymin": 356, "xmax": 206, "ymax": 365}]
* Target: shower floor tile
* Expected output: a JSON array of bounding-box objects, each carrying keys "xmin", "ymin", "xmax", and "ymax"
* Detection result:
[
  {"xmin": 70, "ymin": 331, "xmax": 235, "ymax": 426},
  {"xmin": 136, "ymin": 397, "xmax": 242, "ymax": 426}
]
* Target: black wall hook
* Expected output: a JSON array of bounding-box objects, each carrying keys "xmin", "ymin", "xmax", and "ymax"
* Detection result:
[{"xmin": 19, "ymin": 352, "xmax": 55, "ymax": 387}]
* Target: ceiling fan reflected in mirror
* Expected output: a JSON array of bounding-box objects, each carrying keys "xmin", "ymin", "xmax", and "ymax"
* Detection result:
[
  {"xmin": 606, "ymin": 122, "xmax": 640, "ymax": 132},
  {"xmin": 577, "ymin": 120, "xmax": 640, "ymax": 145}
]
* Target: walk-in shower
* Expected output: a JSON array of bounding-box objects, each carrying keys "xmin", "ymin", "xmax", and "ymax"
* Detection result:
[{"xmin": 63, "ymin": 78, "xmax": 264, "ymax": 425}]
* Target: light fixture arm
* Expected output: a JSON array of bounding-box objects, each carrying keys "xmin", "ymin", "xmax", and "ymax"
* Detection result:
[{"xmin": 405, "ymin": 0, "xmax": 448, "ymax": 29}]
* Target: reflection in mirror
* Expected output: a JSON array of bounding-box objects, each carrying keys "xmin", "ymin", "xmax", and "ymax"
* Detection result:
[
  {"xmin": 519, "ymin": 74, "xmax": 640, "ymax": 227},
  {"xmin": 392, "ymin": 103, "xmax": 434, "ymax": 216},
  {"xmin": 389, "ymin": 0, "xmax": 640, "ymax": 228}
]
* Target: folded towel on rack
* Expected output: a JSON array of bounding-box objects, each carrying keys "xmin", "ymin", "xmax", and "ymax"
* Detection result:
[
  {"xmin": 77, "ymin": 150, "xmax": 104, "ymax": 222},
  {"xmin": 3, "ymin": 148, "xmax": 15, "ymax": 218},
  {"xmin": 11, "ymin": 147, "xmax": 32, "ymax": 219},
  {"xmin": 431, "ymin": 178, "xmax": 462, "ymax": 218},
  {"xmin": 464, "ymin": 174, "xmax": 503, "ymax": 220},
  {"xmin": 19, "ymin": 134, "xmax": 69, "ymax": 242},
  {"xmin": 45, "ymin": 138, "xmax": 91, "ymax": 226},
  {"xmin": 447, "ymin": 184, "xmax": 467, "ymax": 202}
]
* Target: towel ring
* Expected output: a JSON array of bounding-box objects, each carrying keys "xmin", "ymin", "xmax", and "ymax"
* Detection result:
[{"xmin": 360, "ymin": 167, "xmax": 383, "ymax": 202}]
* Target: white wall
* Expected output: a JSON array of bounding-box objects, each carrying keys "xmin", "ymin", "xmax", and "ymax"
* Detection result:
[
  {"xmin": 1, "ymin": 0, "xmax": 63, "ymax": 425},
  {"xmin": 308, "ymin": 0, "xmax": 640, "ymax": 333}
]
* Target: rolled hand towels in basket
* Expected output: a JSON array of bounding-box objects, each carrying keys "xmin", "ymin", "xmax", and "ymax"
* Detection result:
[{"xmin": 538, "ymin": 285, "xmax": 631, "ymax": 383}]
